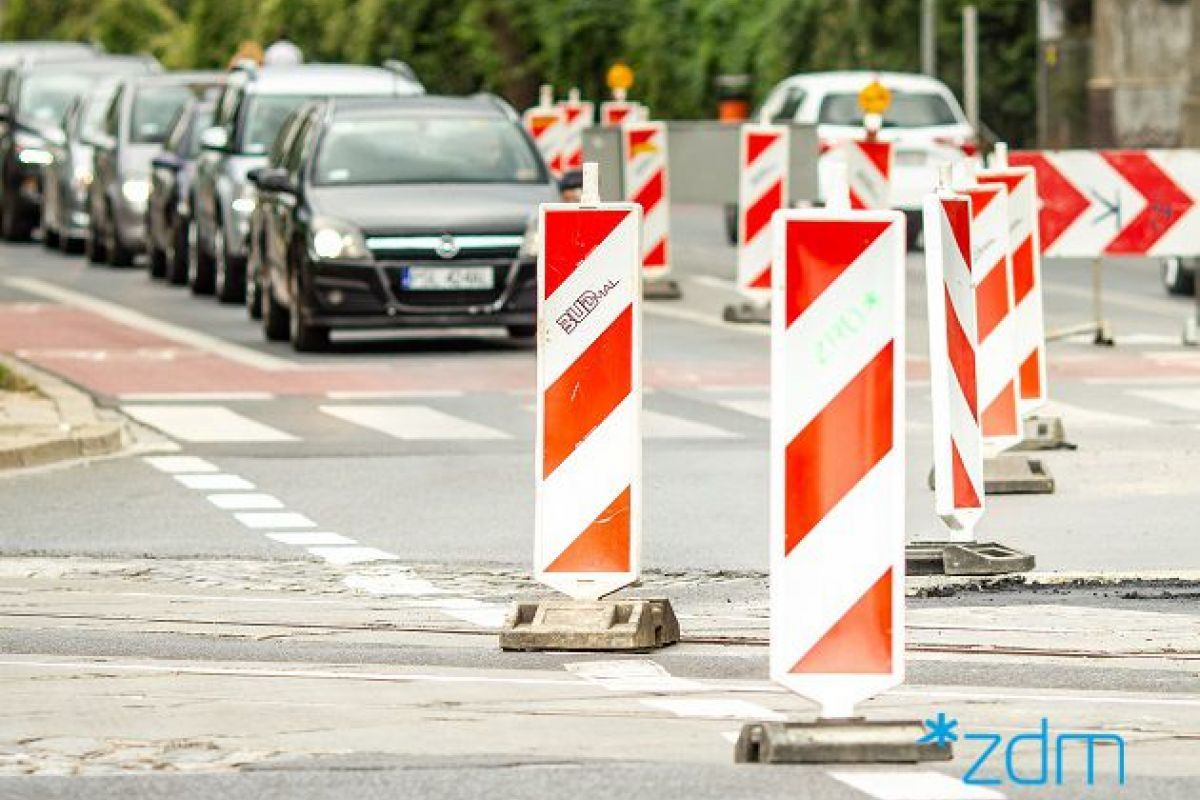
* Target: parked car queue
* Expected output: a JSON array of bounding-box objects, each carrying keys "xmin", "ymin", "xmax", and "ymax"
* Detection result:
[{"xmin": 5, "ymin": 46, "xmax": 565, "ymax": 352}]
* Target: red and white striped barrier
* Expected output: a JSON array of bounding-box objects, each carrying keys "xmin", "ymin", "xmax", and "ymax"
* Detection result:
[
  {"xmin": 770, "ymin": 208, "xmax": 907, "ymax": 718},
  {"xmin": 622, "ymin": 122, "xmax": 670, "ymax": 281},
  {"xmin": 1010, "ymin": 149, "xmax": 1200, "ymax": 258},
  {"xmin": 954, "ymin": 181, "xmax": 1021, "ymax": 452},
  {"xmin": 523, "ymin": 89, "xmax": 566, "ymax": 177},
  {"xmin": 535, "ymin": 199, "xmax": 642, "ymax": 601},
  {"xmin": 736, "ymin": 123, "xmax": 789, "ymax": 300},
  {"xmin": 977, "ymin": 162, "xmax": 1048, "ymax": 415},
  {"xmin": 844, "ymin": 139, "xmax": 893, "ymax": 210},
  {"xmin": 924, "ymin": 190, "xmax": 984, "ymax": 540},
  {"xmin": 601, "ymin": 101, "xmax": 646, "ymax": 127},
  {"xmin": 559, "ymin": 90, "xmax": 594, "ymax": 173}
]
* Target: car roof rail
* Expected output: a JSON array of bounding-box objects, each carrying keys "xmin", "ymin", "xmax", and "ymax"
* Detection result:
[
  {"xmin": 229, "ymin": 59, "xmax": 259, "ymax": 79},
  {"xmin": 471, "ymin": 92, "xmax": 518, "ymax": 122},
  {"xmin": 382, "ymin": 59, "xmax": 418, "ymax": 84}
]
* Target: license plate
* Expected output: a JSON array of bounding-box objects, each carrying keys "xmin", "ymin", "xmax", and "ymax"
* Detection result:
[
  {"xmin": 897, "ymin": 150, "xmax": 927, "ymax": 166},
  {"xmin": 402, "ymin": 266, "xmax": 494, "ymax": 291}
]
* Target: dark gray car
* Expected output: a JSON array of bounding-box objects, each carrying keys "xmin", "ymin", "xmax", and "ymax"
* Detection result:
[
  {"xmin": 250, "ymin": 95, "xmax": 555, "ymax": 351},
  {"xmin": 87, "ymin": 71, "xmax": 223, "ymax": 266}
]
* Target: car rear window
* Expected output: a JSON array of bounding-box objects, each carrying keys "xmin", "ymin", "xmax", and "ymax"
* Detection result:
[
  {"xmin": 131, "ymin": 85, "xmax": 195, "ymax": 144},
  {"xmin": 312, "ymin": 117, "xmax": 545, "ymax": 186},
  {"xmin": 241, "ymin": 94, "xmax": 322, "ymax": 154},
  {"xmin": 19, "ymin": 73, "xmax": 96, "ymax": 128},
  {"xmin": 818, "ymin": 91, "xmax": 959, "ymax": 127}
]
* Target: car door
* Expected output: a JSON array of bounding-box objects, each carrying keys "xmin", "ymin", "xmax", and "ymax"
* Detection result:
[
  {"xmin": 260, "ymin": 110, "xmax": 308, "ymax": 298},
  {"xmin": 150, "ymin": 105, "xmax": 188, "ymax": 249},
  {"xmin": 91, "ymin": 85, "xmax": 123, "ymax": 229},
  {"xmin": 277, "ymin": 110, "xmax": 320, "ymax": 303},
  {"xmin": 196, "ymin": 82, "xmax": 241, "ymax": 250}
]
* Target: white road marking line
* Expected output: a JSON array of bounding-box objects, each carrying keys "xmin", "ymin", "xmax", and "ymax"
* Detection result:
[
  {"xmin": 829, "ymin": 771, "xmax": 1005, "ymax": 800},
  {"xmin": 142, "ymin": 455, "xmax": 219, "ymax": 473},
  {"xmin": 892, "ymin": 687, "xmax": 1200, "ymax": 709},
  {"xmin": 566, "ymin": 660, "xmax": 703, "ymax": 692},
  {"xmin": 343, "ymin": 572, "xmax": 449, "ymax": 596},
  {"xmin": 5, "ymin": 276, "xmax": 297, "ymax": 371},
  {"xmin": 717, "ymin": 398, "xmax": 770, "ymax": 420},
  {"xmin": 206, "ymin": 493, "xmax": 285, "ymax": 511},
  {"xmin": 119, "ymin": 392, "xmax": 275, "ymax": 402},
  {"xmin": 307, "ymin": 546, "xmax": 399, "ymax": 565},
  {"xmin": 639, "ymin": 697, "xmax": 786, "ymax": 720},
  {"xmin": 234, "ymin": 512, "xmax": 316, "ymax": 530},
  {"xmin": 689, "ymin": 274, "xmax": 738, "ymax": 292},
  {"xmin": 720, "ymin": 730, "xmax": 741, "ymax": 744},
  {"xmin": 267, "ymin": 532, "xmax": 357, "ymax": 546},
  {"xmin": 319, "ymin": 404, "xmax": 509, "ymax": 440},
  {"xmin": 1038, "ymin": 399, "xmax": 1152, "ymax": 428},
  {"xmin": 174, "ymin": 474, "xmax": 256, "ymax": 490},
  {"xmin": 1130, "ymin": 387, "xmax": 1200, "ymax": 413},
  {"xmin": 643, "ymin": 410, "xmax": 738, "ymax": 439},
  {"xmin": 441, "ymin": 606, "xmax": 508, "ymax": 627},
  {"xmin": 324, "ymin": 390, "xmax": 465, "ymax": 400},
  {"xmin": 122, "ymin": 405, "xmax": 298, "ymax": 443}
]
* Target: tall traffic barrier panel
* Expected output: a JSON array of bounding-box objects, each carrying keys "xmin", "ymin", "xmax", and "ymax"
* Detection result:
[
  {"xmin": 1009, "ymin": 148, "xmax": 1200, "ymax": 346},
  {"xmin": 559, "ymin": 88, "xmax": 594, "ymax": 173},
  {"xmin": 908, "ymin": 181, "xmax": 1036, "ymax": 576},
  {"xmin": 725, "ymin": 123, "xmax": 789, "ymax": 324},
  {"xmin": 736, "ymin": 208, "xmax": 948, "ymax": 764},
  {"xmin": 622, "ymin": 121, "xmax": 680, "ymax": 300},
  {"xmin": 522, "ymin": 85, "xmax": 566, "ymax": 178},
  {"xmin": 601, "ymin": 100, "xmax": 646, "ymax": 127},
  {"xmin": 979, "ymin": 144, "xmax": 1066, "ymax": 451},
  {"xmin": 952, "ymin": 178, "xmax": 1054, "ymax": 495},
  {"xmin": 500, "ymin": 164, "xmax": 679, "ymax": 652},
  {"xmin": 844, "ymin": 139, "xmax": 893, "ymax": 210}
]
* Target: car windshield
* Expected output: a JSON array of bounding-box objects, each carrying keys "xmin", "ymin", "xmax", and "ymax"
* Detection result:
[
  {"xmin": 241, "ymin": 94, "xmax": 322, "ymax": 154},
  {"xmin": 130, "ymin": 85, "xmax": 196, "ymax": 144},
  {"xmin": 81, "ymin": 86, "xmax": 118, "ymax": 140},
  {"xmin": 186, "ymin": 108, "xmax": 215, "ymax": 158},
  {"xmin": 818, "ymin": 91, "xmax": 959, "ymax": 127},
  {"xmin": 313, "ymin": 117, "xmax": 545, "ymax": 186},
  {"xmin": 19, "ymin": 73, "xmax": 95, "ymax": 129}
]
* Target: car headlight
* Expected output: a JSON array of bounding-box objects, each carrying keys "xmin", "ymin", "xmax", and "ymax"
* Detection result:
[
  {"xmin": 122, "ymin": 178, "xmax": 150, "ymax": 205},
  {"xmin": 519, "ymin": 213, "xmax": 539, "ymax": 259},
  {"xmin": 232, "ymin": 185, "xmax": 256, "ymax": 217},
  {"xmin": 309, "ymin": 218, "xmax": 370, "ymax": 261},
  {"xmin": 17, "ymin": 147, "xmax": 52, "ymax": 166}
]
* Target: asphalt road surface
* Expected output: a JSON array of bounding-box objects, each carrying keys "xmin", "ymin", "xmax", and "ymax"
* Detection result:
[{"xmin": 0, "ymin": 204, "xmax": 1197, "ymax": 798}]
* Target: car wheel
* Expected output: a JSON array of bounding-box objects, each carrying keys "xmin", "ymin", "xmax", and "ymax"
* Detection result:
[
  {"xmin": 246, "ymin": 242, "xmax": 263, "ymax": 320},
  {"xmin": 1, "ymin": 191, "xmax": 31, "ymax": 242},
  {"xmin": 60, "ymin": 234, "xmax": 83, "ymax": 255},
  {"xmin": 105, "ymin": 203, "xmax": 134, "ymax": 267},
  {"xmin": 262, "ymin": 271, "xmax": 290, "ymax": 342},
  {"xmin": 288, "ymin": 269, "xmax": 328, "ymax": 352},
  {"xmin": 85, "ymin": 205, "xmax": 107, "ymax": 265},
  {"xmin": 42, "ymin": 225, "xmax": 60, "ymax": 250},
  {"xmin": 507, "ymin": 324, "xmax": 536, "ymax": 339},
  {"xmin": 189, "ymin": 218, "xmax": 215, "ymax": 295},
  {"xmin": 148, "ymin": 241, "xmax": 167, "ymax": 278},
  {"xmin": 213, "ymin": 226, "xmax": 246, "ymax": 303},
  {"xmin": 1162, "ymin": 257, "xmax": 1196, "ymax": 297},
  {"xmin": 165, "ymin": 216, "xmax": 185, "ymax": 285}
]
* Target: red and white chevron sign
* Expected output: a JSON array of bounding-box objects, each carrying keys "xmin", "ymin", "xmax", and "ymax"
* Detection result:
[
  {"xmin": 622, "ymin": 122, "xmax": 671, "ymax": 280},
  {"xmin": 977, "ymin": 165, "xmax": 1047, "ymax": 414},
  {"xmin": 558, "ymin": 95, "xmax": 594, "ymax": 172},
  {"xmin": 1009, "ymin": 150, "xmax": 1200, "ymax": 257},
  {"xmin": 844, "ymin": 139, "xmax": 893, "ymax": 210},
  {"xmin": 955, "ymin": 181, "xmax": 1021, "ymax": 452},
  {"xmin": 923, "ymin": 191, "xmax": 984, "ymax": 540},
  {"xmin": 522, "ymin": 105, "xmax": 566, "ymax": 177},
  {"xmin": 535, "ymin": 201, "xmax": 642, "ymax": 601},
  {"xmin": 736, "ymin": 123, "xmax": 789, "ymax": 299},
  {"xmin": 601, "ymin": 100, "xmax": 646, "ymax": 127},
  {"xmin": 770, "ymin": 209, "xmax": 906, "ymax": 718}
]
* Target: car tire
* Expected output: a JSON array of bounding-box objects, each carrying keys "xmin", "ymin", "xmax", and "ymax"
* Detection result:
[
  {"xmin": 246, "ymin": 241, "xmax": 263, "ymax": 320},
  {"xmin": 42, "ymin": 225, "xmax": 60, "ymax": 250},
  {"xmin": 166, "ymin": 216, "xmax": 189, "ymax": 285},
  {"xmin": 1162, "ymin": 257, "xmax": 1196, "ymax": 297},
  {"xmin": 1, "ymin": 190, "xmax": 32, "ymax": 242},
  {"xmin": 105, "ymin": 203, "xmax": 134, "ymax": 267},
  {"xmin": 148, "ymin": 243, "xmax": 167, "ymax": 279},
  {"xmin": 262, "ymin": 274, "xmax": 290, "ymax": 342},
  {"xmin": 213, "ymin": 226, "xmax": 245, "ymax": 304},
  {"xmin": 288, "ymin": 269, "xmax": 328, "ymax": 352},
  {"xmin": 189, "ymin": 219, "xmax": 216, "ymax": 295},
  {"xmin": 507, "ymin": 324, "xmax": 536, "ymax": 339},
  {"xmin": 60, "ymin": 235, "xmax": 83, "ymax": 255},
  {"xmin": 85, "ymin": 205, "xmax": 107, "ymax": 265}
]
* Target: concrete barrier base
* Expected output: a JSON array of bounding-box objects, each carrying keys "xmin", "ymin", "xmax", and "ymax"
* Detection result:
[
  {"xmin": 722, "ymin": 301, "xmax": 771, "ymax": 324},
  {"xmin": 1011, "ymin": 415, "xmax": 1076, "ymax": 451},
  {"xmin": 928, "ymin": 454, "xmax": 1055, "ymax": 495},
  {"xmin": 735, "ymin": 719, "xmax": 953, "ymax": 764},
  {"xmin": 498, "ymin": 598, "xmax": 679, "ymax": 652},
  {"xmin": 907, "ymin": 541, "xmax": 1036, "ymax": 576},
  {"xmin": 643, "ymin": 279, "xmax": 683, "ymax": 301}
]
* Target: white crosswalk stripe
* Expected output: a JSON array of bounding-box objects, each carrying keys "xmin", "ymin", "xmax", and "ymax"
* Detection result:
[
  {"xmin": 319, "ymin": 404, "xmax": 510, "ymax": 440},
  {"xmin": 642, "ymin": 410, "xmax": 738, "ymax": 439},
  {"xmin": 1130, "ymin": 387, "xmax": 1200, "ymax": 413},
  {"xmin": 829, "ymin": 771, "xmax": 1005, "ymax": 800},
  {"xmin": 123, "ymin": 405, "xmax": 297, "ymax": 443}
]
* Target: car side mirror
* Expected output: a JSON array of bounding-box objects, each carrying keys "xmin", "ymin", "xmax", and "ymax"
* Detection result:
[
  {"xmin": 252, "ymin": 167, "xmax": 296, "ymax": 194},
  {"xmin": 200, "ymin": 126, "xmax": 228, "ymax": 151},
  {"xmin": 152, "ymin": 152, "xmax": 182, "ymax": 171}
]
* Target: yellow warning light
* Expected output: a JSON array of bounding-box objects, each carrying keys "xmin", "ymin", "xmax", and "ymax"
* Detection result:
[
  {"xmin": 858, "ymin": 80, "xmax": 892, "ymax": 115},
  {"xmin": 606, "ymin": 62, "xmax": 635, "ymax": 92}
]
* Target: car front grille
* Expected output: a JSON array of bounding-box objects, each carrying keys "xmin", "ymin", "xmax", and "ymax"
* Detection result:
[{"xmin": 366, "ymin": 234, "xmax": 522, "ymax": 262}]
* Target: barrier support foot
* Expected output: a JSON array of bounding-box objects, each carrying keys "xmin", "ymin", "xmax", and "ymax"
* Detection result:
[
  {"xmin": 1010, "ymin": 415, "xmax": 1077, "ymax": 451},
  {"xmin": 722, "ymin": 302, "xmax": 771, "ymax": 324},
  {"xmin": 498, "ymin": 597, "xmax": 679, "ymax": 652},
  {"xmin": 928, "ymin": 454, "xmax": 1055, "ymax": 495},
  {"xmin": 734, "ymin": 719, "xmax": 953, "ymax": 764},
  {"xmin": 906, "ymin": 541, "xmax": 1036, "ymax": 576},
  {"xmin": 643, "ymin": 279, "xmax": 683, "ymax": 301}
]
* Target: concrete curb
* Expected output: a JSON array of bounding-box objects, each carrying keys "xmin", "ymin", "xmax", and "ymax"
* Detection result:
[{"xmin": 0, "ymin": 354, "xmax": 126, "ymax": 471}]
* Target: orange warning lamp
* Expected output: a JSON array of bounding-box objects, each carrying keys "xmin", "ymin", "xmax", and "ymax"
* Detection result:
[
  {"xmin": 858, "ymin": 79, "xmax": 892, "ymax": 116},
  {"xmin": 606, "ymin": 62, "xmax": 634, "ymax": 101}
]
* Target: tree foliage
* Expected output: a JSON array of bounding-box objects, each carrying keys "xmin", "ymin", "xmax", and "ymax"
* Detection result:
[{"xmin": 0, "ymin": 0, "xmax": 1038, "ymax": 145}]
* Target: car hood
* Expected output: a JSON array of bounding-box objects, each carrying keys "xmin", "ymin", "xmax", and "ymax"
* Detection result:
[
  {"xmin": 307, "ymin": 183, "xmax": 557, "ymax": 235},
  {"xmin": 119, "ymin": 143, "xmax": 165, "ymax": 178}
]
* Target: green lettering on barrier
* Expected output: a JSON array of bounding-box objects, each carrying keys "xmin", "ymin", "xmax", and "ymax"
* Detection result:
[{"xmin": 814, "ymin": 290, "xmax": 882, "ymax": 366}]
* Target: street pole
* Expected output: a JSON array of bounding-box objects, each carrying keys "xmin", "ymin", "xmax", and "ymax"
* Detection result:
[
  {"xmin": 921, "ymin": 0, "xmax": 937, "ymax": 76},
  {"xmin": 963, "ymin": 6, "xmax": 979, "ymax": 134},
  {"xmin": 1182, "ymin": 0, "xmax": 1200, "ymax": 146}
]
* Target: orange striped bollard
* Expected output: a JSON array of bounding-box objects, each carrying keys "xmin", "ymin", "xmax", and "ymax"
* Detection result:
[
  {"xmin": 844, "ymin": 139, "xmax": 894, "ymax": 210},
  {"xmin": 523, "ymin": 85, "xmax": 566, "ymax": 177},
  {"xmin": 622, "ymin": 121, "xmax": 679, "ymax": 298},
  {"xmin": 601, "ymin": 100, "xmax": 644, "ymax": 127},
  {"xmin": 558, "ymin": 88, "xmax": 594, "ymax": 173}
]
